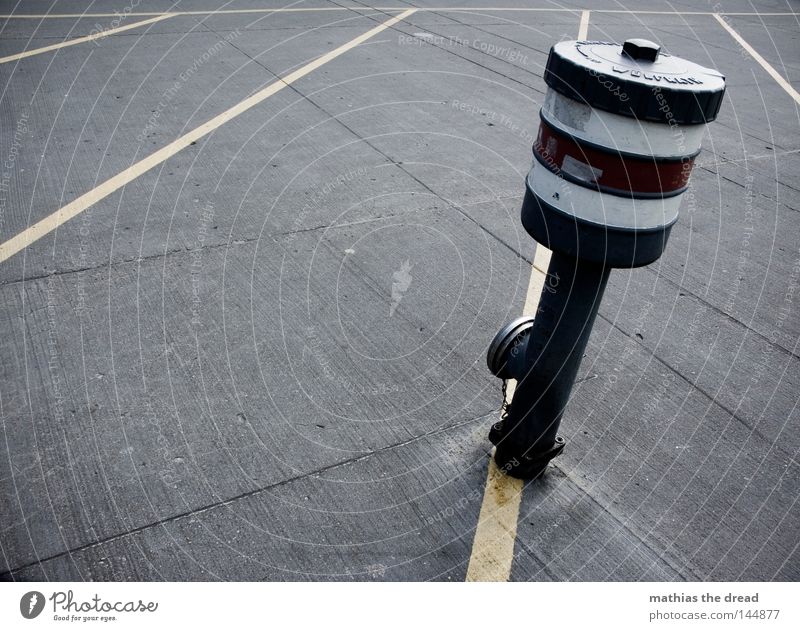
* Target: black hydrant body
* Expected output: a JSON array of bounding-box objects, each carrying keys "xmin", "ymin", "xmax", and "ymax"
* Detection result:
[
  {"xmin": 487, "ymin": 39, "xmax": 726, "ymax": 478},
  {"xmin": 491, "ymin": 254, "xmax": 610, "ymax": 477}
]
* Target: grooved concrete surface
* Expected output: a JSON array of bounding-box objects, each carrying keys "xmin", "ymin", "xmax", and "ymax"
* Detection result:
[{"xmin": 1, "ymin": 0, "xmax": 798, "ymax": 581}]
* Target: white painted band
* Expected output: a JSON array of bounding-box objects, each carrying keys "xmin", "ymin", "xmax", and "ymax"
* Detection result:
[
  {"xmin": 528, "ymin": 161, "xmax": 681, "ymax": 230},
  {"xmin": 542, "ymin": 90, "xmax": 705, "ymax": 159}
]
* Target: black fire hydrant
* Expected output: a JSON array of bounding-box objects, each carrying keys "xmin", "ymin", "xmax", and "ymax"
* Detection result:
[{"xmin": 487, "ymin": 38, "xmax": 726, "ymax": 479}]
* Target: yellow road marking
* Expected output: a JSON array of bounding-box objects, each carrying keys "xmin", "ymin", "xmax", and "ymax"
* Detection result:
[
  {"xmin": 465, "ymin": 456, "xmax": 524, "ymax": 582},
  {"xmin": 0, "ymin": 14, "xmax": 175, "ymax": 64},
  {"xmin": 578, "ymin": 9, "xmax": 591, "ymax": 41},
  {"xmin": 464, "ymin": 246, "xmax": 552, "ymax": 582},
  {"xmin": 465, "ymin": 9, "xmax": 587, "ymax": 584},
  {"xmin": 527, "ymin": 245, "xmax": 554, "ymax": 310},
  {"xmin": 577, "ymin": 9, "xmax": 590, "ymax": 40},
  {"xmin": 0, "ymin": 9, "xmax": 417, "ymax": 264},
  {"xmin": 1, "ymin": 9, "xmax": 797, "ymax": 18},
  {"xmin": 0, "ymin": 9, "xmax": 347, "ymax": 18},
  {"xmin": 713, "ymin": 13, "xmax": 800, "ymax": 106}
]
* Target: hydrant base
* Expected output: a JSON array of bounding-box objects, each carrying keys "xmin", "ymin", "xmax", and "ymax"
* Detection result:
[
  {"xmin": 492, "ymin": 435, "xmax": 566, "ymax": 480},
  {"xmin": 521, "ymin": 186, "xmax": 675, "ymax": 268}
]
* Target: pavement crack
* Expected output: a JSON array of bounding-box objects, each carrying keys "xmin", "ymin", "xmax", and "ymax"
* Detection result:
[
  {"xmin": 597, "ymin": 307, "xmax": 798, "ymax": 457},
  {"xmin": 334, "ymin": 0, "xmax": 552, "ymax": 89},
  {"xmin": 0, "ymin": 411, "xmax": 491, "ymax": 579},
  {"xmin": 537, "ymin": 468, "xmax": 698, "ymax": 581},
  {"xmin": 697, "ymin": 166, "xmax": 800, "ymax": 210},
  {"xmin": 0, "ymin": 210, "xmax": 424, "ymax": 289},
  {"xmin": 639, "ymin": 267, "xmax": 800, "ymax": 361},
  {"xmin": 202, "ymin": 13, "xmax": 537, "ymax": 270}
]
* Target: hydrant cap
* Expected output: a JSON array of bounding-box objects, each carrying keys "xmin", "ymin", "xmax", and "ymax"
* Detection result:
[
  {"xmin": 544, "ymin": 39, "xmax": 726, "ymax": 124},
  {"xmin": 622, "ymin": 38, "xmax": 661, "ymax": 62}
]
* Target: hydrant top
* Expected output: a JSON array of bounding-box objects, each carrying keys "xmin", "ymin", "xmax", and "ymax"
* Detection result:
[{"xmin": 544, "ymin": 39, "xmax": 726, "ymax": 125}]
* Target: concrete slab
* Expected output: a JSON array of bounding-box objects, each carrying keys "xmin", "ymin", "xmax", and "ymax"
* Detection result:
[
  {"xmin": 0, "ymin": 201, "xmax": 528, "ymax": 574},
  {"xmin": 0, "ymin": 15, "xmax": 203, "ymax": 41},
  {"xmin": 511, "ymin": 316, "xmax": 799, "ymax": 581},
  {"xmin": 3, "ymin": 418, "xmax": 491, "ymax": 581},
  {"xmin": 603, "ymin": 267, "xmax": 800, "ymax": 456},
  {"xmin": 1, "ymin": 1, "xmax": 797, "ymax": 583}
]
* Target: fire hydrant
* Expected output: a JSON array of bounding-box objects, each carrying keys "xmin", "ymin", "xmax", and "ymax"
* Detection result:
[{"xmin": 487, "ymin": 38, "xmax": 726, "ymax": 478}]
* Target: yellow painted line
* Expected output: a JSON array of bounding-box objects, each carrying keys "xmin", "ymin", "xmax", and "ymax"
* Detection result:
[
  {"xmin": 0, "ymin": 9, "xmax": 353, "ymax": 18},
  {"xmin": 155, "ymin": 7, "xmax": 390, "ymax": 16},
  {"xmin": 0, "ymin": 14, "xmax": 174, "ymax": 64},
  {"xmin": 528, "ymin": 245, "xmax": 554, "ymax": 306},
  {"xmin": 578, "ymin": 10, "xmax": 798, "ymax": 15},
  {"xmin": 1, "ymin": 9, "xmax": 798, "ymax": 19},
  {"xmin": 717, "ymin": 12, "xmax": 800, "ymax": 15},
  {"xmin": 0, "ymin": 9, "xmax": 417, "ymax": 264},
  {"xmin": 465, "ymin": 8, "xmax": 586, "ymax": 585},
  {"xmin": 578, "ymin": 9, "xmax": 590, "ymax": 40},
  {"xmin": 578, "ymin": 9, "xmax": 591, "ymax": 39},
  {"xmin": 1, "ymin": 13, "xmax": 164, "ymax": 18},
  {"xmin": 713, "ymin": 13, "xmax": 800, "ymax": 106},
  {"xmin": 465, "ymin": 456, "xmax": 524, "ymax": 581},
  {"xmin": 465, "ymin": 245, "xmax": 552, "ymax": 583}
]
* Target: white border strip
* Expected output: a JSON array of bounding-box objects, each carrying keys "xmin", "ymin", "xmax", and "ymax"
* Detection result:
[
  {"xmin": 0, "ymin": 8, "xmax": 797, "ymax": 18},
  {"xmin": 713, "ymin": 13, "xmax": 800, "ymax": 106},
  {"xmin": 0, "ymin": 9, "xmax": 417, "ymax": 263},
  {"xmin": 0, "ymin": 14, "xmax": 175, "ymax": 64}
]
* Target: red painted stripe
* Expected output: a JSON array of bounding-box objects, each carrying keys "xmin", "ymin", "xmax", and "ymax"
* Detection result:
[{"xmin": 533, "ymin": 119, "xmax": 694, "ymax": 195}]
